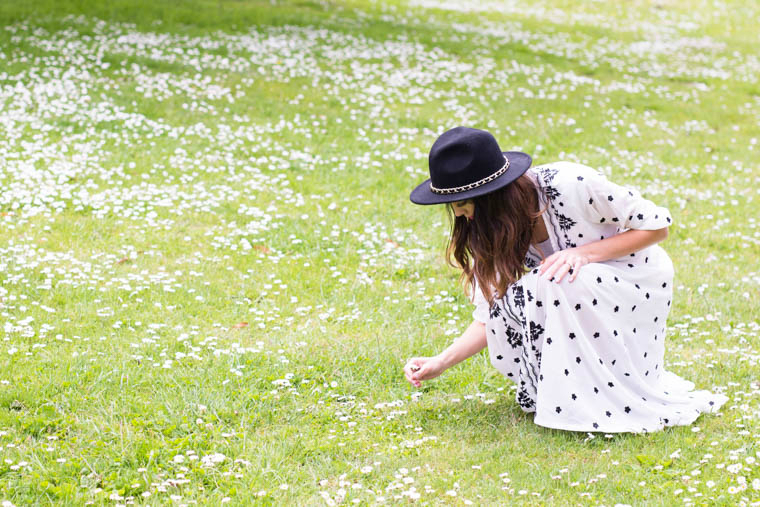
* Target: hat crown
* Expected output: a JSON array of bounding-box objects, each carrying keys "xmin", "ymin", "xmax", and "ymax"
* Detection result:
[{"xmin": 428, "ymin": 127, "xmax": 505, "ymax": 191}]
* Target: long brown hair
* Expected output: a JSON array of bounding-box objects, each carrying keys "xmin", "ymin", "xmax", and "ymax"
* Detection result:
[{"xmin": 446, "ymin": 173, "xmax": 547, "ymax": 306}]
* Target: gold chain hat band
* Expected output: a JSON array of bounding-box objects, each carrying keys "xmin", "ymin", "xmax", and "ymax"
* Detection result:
[{"xmin": 429, "ymin": 155, "xmax": 510, "ymax": 195}]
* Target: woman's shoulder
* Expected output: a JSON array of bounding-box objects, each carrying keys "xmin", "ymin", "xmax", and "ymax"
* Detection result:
[
  {"xmin": 531, "ymin": 161, "xmax": 601, "ymax": 180},
  {"xmin": 529, "ymin": 161, "xmax": 604, "ymax": 189}
]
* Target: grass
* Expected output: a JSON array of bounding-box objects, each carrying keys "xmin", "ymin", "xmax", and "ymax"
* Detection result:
[{"xmin": 0, "ymin": 0, "xmax": 759, "ymax": 504}]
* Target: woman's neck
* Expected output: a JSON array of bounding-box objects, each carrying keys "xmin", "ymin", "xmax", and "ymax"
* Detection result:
[
  {"xmin": 530, "ymin": 188, "xmax": 549, "ymax": 244},
  {"xmin": 532, "ymin": 216, "xmax": 549, "ymax": 244}
]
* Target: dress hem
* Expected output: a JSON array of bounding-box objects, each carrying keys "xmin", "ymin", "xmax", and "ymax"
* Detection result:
[{"xmin": 531, "ymin": 393, "xmax": 729, "ymax": 434}]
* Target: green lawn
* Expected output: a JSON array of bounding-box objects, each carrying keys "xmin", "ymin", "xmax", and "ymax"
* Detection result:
[{"xmin": 0, "ymin": 0, "xmax": 758, "ymax": 504}]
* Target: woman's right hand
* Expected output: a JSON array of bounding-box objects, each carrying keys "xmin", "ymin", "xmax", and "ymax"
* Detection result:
[
  {"xmin": 403, "ymin": 356, "xmax": 447, "ymax": 388},
  {"xmin": 403, "ymin": 321, "xmax": 487, "ymax": 389}
]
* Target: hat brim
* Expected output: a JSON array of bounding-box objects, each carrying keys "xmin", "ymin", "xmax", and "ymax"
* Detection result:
[{"xmin": 409, "ymin": 151, "xmax": 532, "ymax": 205}]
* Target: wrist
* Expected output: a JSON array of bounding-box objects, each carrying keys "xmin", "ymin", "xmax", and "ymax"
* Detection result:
[
  {"xmin": 434, "ymin": 351, "xmax": 454, "ymax": 371},
  {"xmin": 576, "ymin": 243, "xmax": 602, "ymax": 263}
]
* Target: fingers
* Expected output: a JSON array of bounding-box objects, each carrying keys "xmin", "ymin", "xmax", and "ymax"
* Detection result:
[
  {"xmin": 404, "ymin": 357, "xmax": 439, "ymax": 387},
  {"xmin": 403, "ymin": 363, "xmax": 417, "ymax": 385},
  {"xmin": 537, "ymin": 254, "xmax": 558, "ymax": 275},
  {"xmin": 567, "ymin": 257, "xmax": 588, "ymax": 282},
  {"xmin": 411, "ymin": 364, "xmax": 424, "ymax": 387},
  {"xmin": 541, "ymin": 256, "xmax": 565, "ymax": 282},
  {"xmin": 404, "ymin": 366, "xmax": 415, "ymax": 385},
  {"xmin": 406, "ymin": 370, "xmax": 421, "ymax": 388},
  {"xmin": 542, "ymin": 256, "xmax": 587, "ymax": 284},
  {"xmin": 404, "ymin": 359, "xmax": 424, "ymax": 387},
  {"xmin": 568, "ymin": 262, "xmax": 582, "ymax": 282},
  {"xmin": 552, "ymin": 261, "xmax": 573, "ymax": 283},
  {"xmin": 539, "ymin": 247, "xmax": 593, "ymax": 283},
  {"xmin": 413, "ymin": 363, "xmax": 432, "ymax": 381}
]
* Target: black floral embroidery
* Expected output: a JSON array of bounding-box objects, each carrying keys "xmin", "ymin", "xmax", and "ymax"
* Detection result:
[
  {"xmin": 544, "ymin": 186, "xmax": 560, "ymax": 200},
  {"xmin": 558, "ymin": 214, "xmax": 576, "ymax": 231},
  {"xmin": 512, "ymin": 285, "xmax": 525, "ymax": 308},
  {"xmin": 529, "ymin": 321, "xmax": 544, "ymax": 342},
  {"xmin": 517, "ymin": 388, "xmax": 535, "ymax": 410},
  {"xmin": 538, "ymin": 167, "xmax": 558, "ymax": 184},
  {"xmin": 505, "ymin": 325, "xmax": 522, "ymax": 348}
]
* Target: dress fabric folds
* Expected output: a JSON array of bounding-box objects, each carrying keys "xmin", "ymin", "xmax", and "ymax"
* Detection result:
[{"xmin": 472, "ymin": 162, "xmax": 728, "ymax": 433}]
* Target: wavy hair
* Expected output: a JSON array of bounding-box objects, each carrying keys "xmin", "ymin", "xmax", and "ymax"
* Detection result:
[{"xmin": 446, "ymin": 173, "xmax": 548, "ymax": 306}]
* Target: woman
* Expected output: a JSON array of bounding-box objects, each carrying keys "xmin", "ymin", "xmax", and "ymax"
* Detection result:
[{"xmin": 404, "ymin": 126, "xmax": 727, "ymax": 433}]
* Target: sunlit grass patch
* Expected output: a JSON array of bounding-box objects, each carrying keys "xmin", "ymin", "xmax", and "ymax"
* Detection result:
[{"xmin": 0, "ymin": 0, "xmax": 758, "ymax": 504}]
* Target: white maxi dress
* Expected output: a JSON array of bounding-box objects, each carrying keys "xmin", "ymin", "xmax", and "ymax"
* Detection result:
[{"xmin": 472, "ymin": 162, "xmax": 728, "ymax": 433}]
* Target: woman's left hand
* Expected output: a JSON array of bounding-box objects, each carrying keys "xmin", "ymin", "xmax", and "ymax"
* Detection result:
[{"xmin": 538, "ymin": 248, "xmax": 591, "ymax": 283}]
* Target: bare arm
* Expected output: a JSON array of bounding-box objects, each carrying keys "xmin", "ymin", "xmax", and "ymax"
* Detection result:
[
  {"xmin": 436, "ymin": 320, "xmax": 487, "ymax": 369},
  {"xmin": 539, "ymin": 227, "xmax": 669, "ymax": 283},
  {"xmin": 403, "ymin": 320, "xmax": 487, "ymax": 388},
  {"xmin": 576, "ymin": 227, "xmax": 668, "ymax": 263}
]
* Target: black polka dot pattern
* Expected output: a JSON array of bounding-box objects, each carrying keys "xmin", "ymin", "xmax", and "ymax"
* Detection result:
[{"xmin": 471, "ymin": 162, "xmax": 729, "ymax": 433}]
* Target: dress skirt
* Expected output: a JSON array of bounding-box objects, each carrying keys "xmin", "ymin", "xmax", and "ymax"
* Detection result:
[{"xmin": 485, "ymin": 244, "xmax": 729, "ymax": 433}]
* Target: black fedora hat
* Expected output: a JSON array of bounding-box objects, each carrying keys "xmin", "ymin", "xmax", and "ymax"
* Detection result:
[{"xmin": 410, "ymin": 127, "xmax": 532, "ymax": 205}]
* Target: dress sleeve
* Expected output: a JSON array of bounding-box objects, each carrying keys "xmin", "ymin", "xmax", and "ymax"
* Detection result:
[
  {"xmin": 572, "ymin": 165, "xmax": 673, "ymax": 230},
  {"xmin": 471, "ymin": 279, "xmax": 490, "ymax": 324}
]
